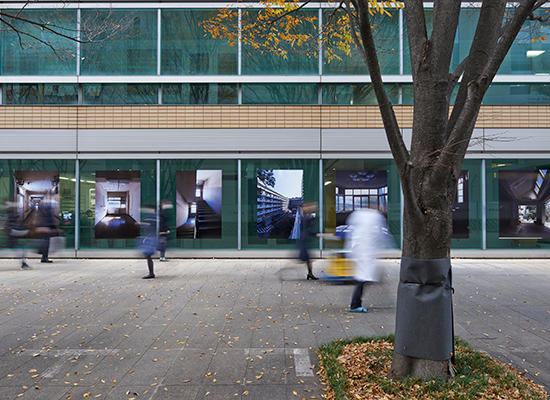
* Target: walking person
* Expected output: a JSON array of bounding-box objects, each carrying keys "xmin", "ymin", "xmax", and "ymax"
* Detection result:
[
  {"xmin": 158, "ymin": 200, "xmax": 172, "ymax": 262},
  {"xmin": 140, "ymin": 205, "xmax": 157, "ymax": 279},
  {"xmin": 347, "ymin": 206, "xmax": 386, "ymax": 313},
  {"xmin": 298, "ymin": 202, "xmax": 318, "ymax": 280},
  {"xmin": 36, "ymin": 195, "xmax": 57, "ymax": 263},
  {"xmin": 4, "ymin": 201, "xmax": 30, "ymax": 269}
]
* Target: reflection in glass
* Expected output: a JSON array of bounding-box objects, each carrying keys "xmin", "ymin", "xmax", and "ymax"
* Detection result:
[
  {"xmin": 162, "ymin": 9, "xmax": 237, "ymax": 75},
  {"xmin": 81, "ymin": 9, "xmax": 157, "ymax": 75},
  {"xmin": 242, "ymin": 84, "xmax": 317, "ymax": 104},
  {"xmin": 3, "ymin": 84, "xmax": 78, "ymax": 105},
  {"xmin": 1, "ymin": 9, "xmax": 76, "ymax": 75},
  {"xmin": 83, "ymin": 84, "xmax": 158, "ymax": 105},
  {"xmin": 163, "ymin": 84, "xmax": 237, "ymax": 104}
]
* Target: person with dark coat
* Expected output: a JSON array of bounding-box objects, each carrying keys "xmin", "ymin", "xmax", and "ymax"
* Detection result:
[
  {"xmin": 35, "ymin": 197, "xmax": 57, "ymax": 263},
  {"xmin": 298, "ymin": 202, "xmax": 318, "ymax": 280},
  {"xmin": 140, "ymin": 205, "xmax": 157, "ymax": 279},
  {"xmin": 157, "ymin": 200, "xmax": 172, "ymax": 262},
  {"xmin": 4, "ymin": 202, "xmax": 30, "ymax": 269}
]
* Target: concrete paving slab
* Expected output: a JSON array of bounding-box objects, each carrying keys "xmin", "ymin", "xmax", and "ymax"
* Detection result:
[{"xmin": 0, "ymin": 258, "xmax": 549, "ymax": 397}]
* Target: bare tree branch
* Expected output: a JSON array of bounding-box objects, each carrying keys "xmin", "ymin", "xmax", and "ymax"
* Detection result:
[
  {"xmin": 0, "ymin": 11, "xmax": 82, "ymax": 43},
  {"xmin": 0, "ymin": 16, "xmax": 60, "ymax": 56},
  {"xmin": 448, "ymin": 55, "xmax": 468, "ymax": 99},
  {"xmin": 430, "ymin": 0, "xmax": 461, "ymax": 78}
]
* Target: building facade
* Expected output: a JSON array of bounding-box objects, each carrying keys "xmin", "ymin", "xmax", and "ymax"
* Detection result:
[{"xmin": 1, "ymin": 2, "xmax": 550, "ymax": 257}]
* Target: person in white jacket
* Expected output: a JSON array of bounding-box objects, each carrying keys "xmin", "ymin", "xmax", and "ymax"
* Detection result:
[{"xmin": 345, "ymin": 207, "xmax": 386, "ymax": 313}]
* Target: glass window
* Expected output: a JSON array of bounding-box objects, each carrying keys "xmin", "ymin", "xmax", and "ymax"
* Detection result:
[
  {"xmin": 324, "ymin": 160, "xmax": 401, "ymax": 250},
  {"xmin": 242, "ymin": 159, "xmax": 319, "ymax": 250},
  {"xmin": 78, "ymin": 159, "xmax": 155, "ymax": 250},
  {"xmin": 161, "ymin": 9, "xmax": 237, "ymax": 75},
  {"xmin": 486, "ymin": 159, "xmax": 550, "ymax": 249},
  {"xmin": 323, "ymin": 9, "xmax": 399, "ymax": 75},
  {"xmin": 499, "ymin": 9, "xmax": 550, "ymax": 74},
  {"xmin": 242, "ymin": 84, "xmax": 318, "ymax": 104},
  {"xmin": 159, "ymin": 159, "xmax": 238, "ymax": 250},
  {"xmin": 451, "ymin": 9, "xmax": 479, "ymax": 71},
  {"xmin": 483, "ymin": 84, "xmax": 550, "ymax": 105},
  {"xmin": 451, "ymin": 163, "xmax": 481, "ymax": 248},
  {"xmin": 241, "ymin": 8, "xmax": 318, "ymax": 75},
  {"xmin": 163, "ymin": 84, "xmax": 237, "ymax": 104},
  {"xmin": 82, "ymin": 84, "xmax": 157, "ymax": 105},
  {"xmin": 3, "ymin": 84, "xmax": 77, "ymax": 105},
  {"xmin": 322, "ymin": 84, "xmax": 400, "ymax": 105},
  {"xmin": 80, "ymin": 9, "xmax": 157, "ymax": 75},
  {"xmin": 0, "ymin": 159, "xmax": 76, "ymax": 250},
  {"xmin": 1, "ymin": 9, "xmax": 77, "ymax": 75}
]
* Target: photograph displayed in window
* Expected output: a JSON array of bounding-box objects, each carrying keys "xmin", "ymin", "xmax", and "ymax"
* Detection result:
[
  {"xmin": 335, "ymin": 171, "xmax": 387, "ymax": 234},
  {"xmin": 452, "ymin": 171, "xmax": 469, "ymax": 239},
  {"xmin": 499, "ymin": 169, "xmax": 550, "ymax": 238},
  {"xmin": 95, "ymin": 171, "xmax": 141, "ymax": 239},
  {"xmin": 14, "ymin": 171, "xmax": 59, "ymax": 238},
  {"xmin": 257, "ymin": 169, "xmax": 304, "ymax": 239},
  {"xmin": 176, "ymin": 170, "xmax": 222, "ymax": 239}
]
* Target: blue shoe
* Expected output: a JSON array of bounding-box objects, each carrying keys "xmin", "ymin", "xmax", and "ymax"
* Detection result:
[{"xmin": 349, "ymin": 307, "xmax": 369, "ymax": 313}]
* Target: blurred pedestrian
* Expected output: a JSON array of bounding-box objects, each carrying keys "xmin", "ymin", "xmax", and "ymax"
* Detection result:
[
  {"xmin": 3, "ymin": 201, "xmax": 30, "ymax": 269},
  {"xmin": 298, "ymin": 202, "xmax": 318, "ymax": 280},
  {"xmin": 346, "ymin": 207, "xmax": 386, "ymax": 313},
  {"xmin": 158, "ymin": 200, "xmax": 172, "ymax": 262},
  {"xmin": 36, "ymin": 195, "xmax": 57, "ymax": 263},
  {"xmin": 140, "ymin": 205, "xmax": 157, "ymax": 279}
]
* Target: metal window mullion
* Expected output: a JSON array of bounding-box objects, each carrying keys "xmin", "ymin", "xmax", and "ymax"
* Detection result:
[
  {"xmin": 156, "ymin": 159, "xmax": 160, "ymax": 236},
  {"xmin": 77, "ymin": 9, "xmax": 81, "ymax": 76},
  {"xmin": 399, "ymin": 8, "xmax": 403, "ymax": 75},
  {"xmin": 238, "ymin": 8, "xmax": 242, "ymax": 76},
  {"xmin": 75, "ymin": 159, "xmax": 80, "ymax": 255},
  {"xmin": 318, "ymin": 7, "xmax": 323, "ymax": 76},
  {"xmin": 238, "ymin": 159, "xmax": 242, "ymax": 250},
  {"xmin": 481, "ymin": 158, "xmax": 486, "ymax": 250},
  {"xmin": 319, "ymin": 159, "xmax": 324, "ymax": 254},
  {"xmin": 157, "ymin": 9, "xmax": 161, "ymax": 75}
]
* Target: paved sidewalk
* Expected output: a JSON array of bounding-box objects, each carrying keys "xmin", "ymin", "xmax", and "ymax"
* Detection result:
[{"xmin": 0, "ymin": 258, "xmax": 548, "ymax": 399}]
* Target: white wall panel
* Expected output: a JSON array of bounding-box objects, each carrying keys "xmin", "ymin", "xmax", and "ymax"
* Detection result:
[
  {"xmin": 322, "ymin": 129, "xmax": 390, "ymax": 152},
  {"xmin": 483, "ymin": 128, "xmax": 550, "ymax": 152},
  {"xmin": 0, "ymin": 130, "xmax": 77, "ymax": 152},
  {"xmin": 78, "ymin": 129, "xmax": 321, "ymax": 152}
]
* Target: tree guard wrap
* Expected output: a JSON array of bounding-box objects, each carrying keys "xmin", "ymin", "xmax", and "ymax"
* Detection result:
[{"xmin": 394, "ymin": 257, "xmax": 453, "ymax": 361}]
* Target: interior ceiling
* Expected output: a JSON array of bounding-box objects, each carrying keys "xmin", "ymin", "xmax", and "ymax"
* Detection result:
[
  {"xmin": 501, "ymin": 170, "xmax": 550, "ymax": 202},
  {"xmin": 336, "ymin": 170, "xmax": 387, "ymax": 190}
]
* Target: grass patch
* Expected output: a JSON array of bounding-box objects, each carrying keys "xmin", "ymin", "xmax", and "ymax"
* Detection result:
[{"xmin": 318, "ymin": 336, "xmax": 548, "ymax": 400}]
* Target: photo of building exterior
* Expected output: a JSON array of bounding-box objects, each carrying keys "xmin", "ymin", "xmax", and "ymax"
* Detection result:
[
  {"xmin": 1, "ymin": 2, "xmax": 550, "ymax": 256},
  {"xmin": 257, "ymin": 169, "xmax": 303, "ymax": 239}
]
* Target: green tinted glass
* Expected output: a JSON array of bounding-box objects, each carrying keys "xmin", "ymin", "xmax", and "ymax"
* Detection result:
[
  {"xmin": 82, "ymin": 84, "xmax": 158, "ymax": 105},
  {"xmin": 1, "ymin": 10, "xmax": 76, "ymax": 75},
  {"xmin": 323, "ymin": 159, "xmax": 401, "ymax": 250},
  {"xmin": 242, "ymin": 159, "xmax": 320, "ymax": 250},
  {"xmin": 0, "ymin": 159, "xmax": 76, "ymax": 250},
  {"xmin": 163, "ymin": 84, "xmax": 237, "ymax": 104},
  {"xmin": 161, "ymin": 9, "xmax": 237, "ymax": 75},
  {"xmin": 242, "ymin": 84, "xmax": 318, "ymax": 104},
  {"xmin": 78, "ymin": 159, "xmax": 156, "ymax": 250},
  {"xmin": 241, "ymin": 8, "xmax": 318, "ymax": 75},
  {"xmin": 483, "ymin": 83, "xmax": 550, "ymax": 105},
  {"xmin": 159, "ymin": 159, "xmax": 238, "ymax": 250},
  {"xmin": 322, "ymin": 9, "xmax": 399, "ymax": 75},
  {"xmin": 487, "ymin": 159, "xmax": 550, "ymax": 249},
  {"xmin": 322, "ymin": 84, "xmax": 400, "ymax": 105},
  {"xmin": 451, "ymin": 160, "xmax": 482, "ymax": 249},
  {"xmin": 3, "ymin": 84, "xmax": 78, "ymax": 105},
  {"xmin": 80, "ymin": 9, "xmax": 157, "ymax": 75}
]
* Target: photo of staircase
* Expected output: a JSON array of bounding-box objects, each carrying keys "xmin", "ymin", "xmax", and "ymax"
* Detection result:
[{"xmin": 176, "ymin": 170, "xmax": 222, "ymax": 239}]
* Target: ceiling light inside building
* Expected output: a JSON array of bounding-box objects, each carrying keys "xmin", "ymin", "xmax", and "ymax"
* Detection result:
[{"xmin": 526, "ymin": 50, "xmax": 545, "ymax": 58}]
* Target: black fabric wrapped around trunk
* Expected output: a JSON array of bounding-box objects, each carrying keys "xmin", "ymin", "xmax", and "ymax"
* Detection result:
[{"xmin": 394, "ymin": 257, "xmax": 453, "ymax": 361}]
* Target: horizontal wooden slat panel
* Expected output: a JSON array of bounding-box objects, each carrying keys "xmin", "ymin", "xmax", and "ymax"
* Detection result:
[{"xmin": 0, "ymin": 105, "xmax": 549, "ymax": 129}]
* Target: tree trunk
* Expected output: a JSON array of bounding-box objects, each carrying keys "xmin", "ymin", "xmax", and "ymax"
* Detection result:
[{"xmin": 389, "ymin": 171, "xmax": 456, "ymax": 380}]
